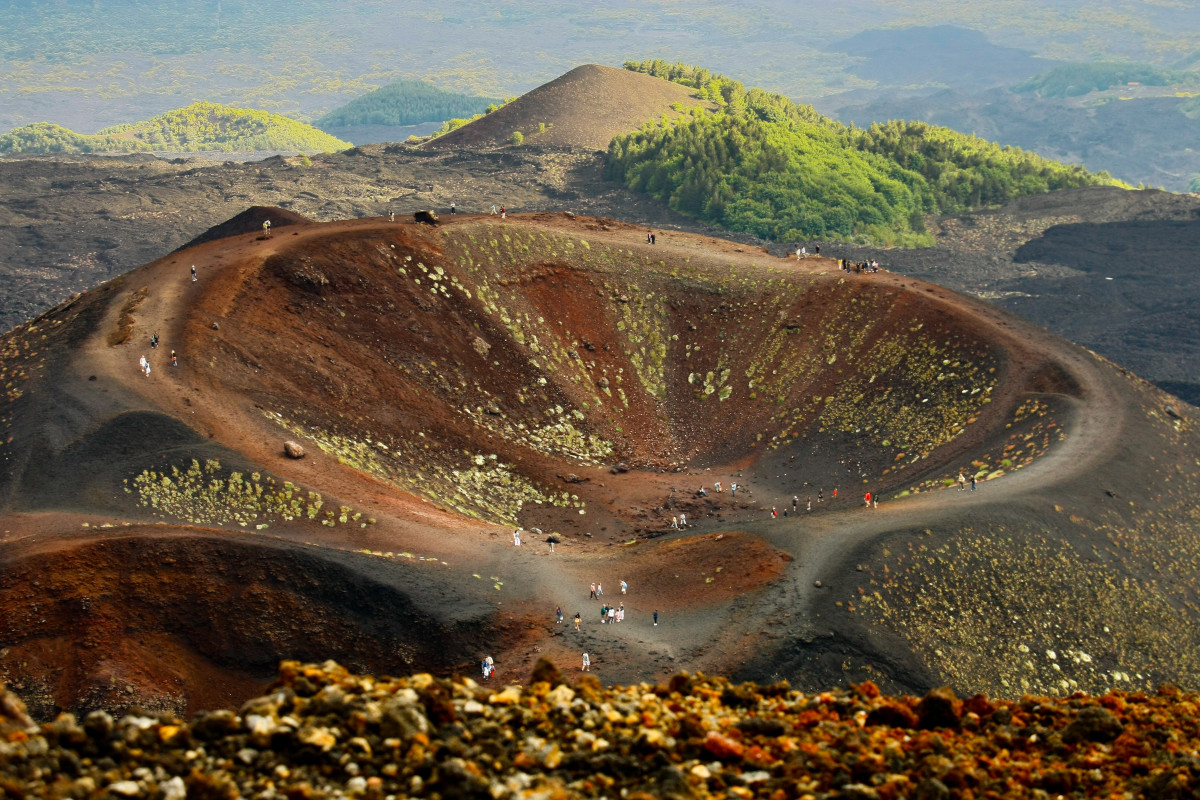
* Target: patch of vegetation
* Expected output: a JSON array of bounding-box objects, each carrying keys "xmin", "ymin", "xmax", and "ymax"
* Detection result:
[
  {"xmin": 0, "ymin": 122, "xmax": 137, "ymax": 155},
  {"xmin": 0, "ymin": 320, "xmax": 53, "ymax": 454},
  {"xmin": 857, "ymin": 384, "xmax": 1200, "ymax": 697},
  {"xmin": 442, "ymin": 228, "xmax": 619, "ymax": 419},
  {"xmin": 264, "ymin": 411, "xmax": 585, "ymax": 525},
  {"xmin": 124, "ymin": 458, "xmax": 366, "ymax": 529},
  {"xmin": 315, "ymin": 79, "xmax": 501, "ymax": 129},
  {"xmin": 1178, "ymin": 96, "xmax": 1200, "ymax": 121},
  {"xmin": 460, "ymin": 402, "xmax": 614, "ymax": 466},
  {"xmin": 614, "ymin": 285, "xmax": 669, "ymax": 400},
  {"xmin": 400, "ymin": 235, "xmax": 619, "ymax": 450},
  {"xmin": 429, "ymin": 97, "xmax": 516, "ymax": 139},
  {"xmin": 1014, "ymin": 61, "xmax": 1184, "ymax": 98},
  {"xmin": 107, "ymin": 287, "xmax": 148, "ymax": 347},
  {"xmin": 608, "ymin": 60, "xmax": 1124, "ymax": 245},
  {"xmin": 817, "ymin": 331, "xmax": 997, "ymax": 456},
  {"xmin": 857, "ymin": 523, "xmax": 1200, "ymax": 697},
  {"xmin": 0, "ymin": 102, "xmax": 351, "ymax": 155},
  {"xmin": 902, "ymin": 398, "xmax": 1063, "ymax": 494}
]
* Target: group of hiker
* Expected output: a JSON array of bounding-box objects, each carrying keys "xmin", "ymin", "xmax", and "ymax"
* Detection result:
[
  {"xmin": 382, "ymin": 203, "xmax": 508, "ymax": 221},
  {"xmin": 135, "ymin": 260, "xmax": 205, "ymax": 377},
  {"xmin": 137, "ymin": 331, "xmax": 178, "ymax": 377},
  {"xmin": 767, "ymin": 484, "xmax": 886, "ymax": 516},
  {"xmin": 670, "ymin": 479, "xmax": 750, "ymax": 529},
  {"xmin": 513, "ymin": 527, "xmax": 558, "ymax": 552},
  {"xmin": 791, "ymin": 243, "xmax": 885, "ymax": 275},
  {"xmin": 840, "ymin": 259, "xmax": 881, "ymax": 273},
  {"xmin": 502, "ymin": 581, "xmax": 663, "ymax": 675}
]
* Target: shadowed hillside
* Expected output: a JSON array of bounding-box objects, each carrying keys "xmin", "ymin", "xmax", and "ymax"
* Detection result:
[
  {"xmin": 1, "ymin": 211, "xmax": 1199, "ymax": 718},
  {"xmin": 176, "ymin": 205, "xmax": 312, "ymax": 251}
]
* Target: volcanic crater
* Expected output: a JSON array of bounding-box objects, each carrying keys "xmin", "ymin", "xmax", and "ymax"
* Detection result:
[{"xmin": 2, "ymin": 209, "xmax": 1199, "ymax": 718}]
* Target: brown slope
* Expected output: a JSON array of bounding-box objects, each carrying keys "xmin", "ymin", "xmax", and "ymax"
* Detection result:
[
  {"xmin": 0, "ymin": 212, "xmax": 1198, "ymax": 717},
  {"xmin": 423, "ymin": 64, "xmax": 714, "ymax": 151}
]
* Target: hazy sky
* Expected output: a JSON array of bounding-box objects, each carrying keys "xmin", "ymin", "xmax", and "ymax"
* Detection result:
[{"xmin": 2, "ymin": 1, "xmax": 1198, "ymax": 130}]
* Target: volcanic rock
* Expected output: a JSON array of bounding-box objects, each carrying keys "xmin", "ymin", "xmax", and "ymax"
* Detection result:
[
  {"xmin": 916, "ymin": 687, "xmax": 962, "ymax": 729},
  {"xmin": 0, "ymin": 662, "xmax": 1197, "ymax": 799},
  {"xmin": 1062, "ymin": 706, "xmax": 1124, "ymax": 744}
]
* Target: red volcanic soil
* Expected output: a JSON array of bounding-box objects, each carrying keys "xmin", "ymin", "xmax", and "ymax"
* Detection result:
[
  {"xmin": 424, "ymin": 64, "xmax": 714, "ymax": 151},
  {"xmin": 0, "ymin": 208, "xmax": 1196, "ymax": 718}
]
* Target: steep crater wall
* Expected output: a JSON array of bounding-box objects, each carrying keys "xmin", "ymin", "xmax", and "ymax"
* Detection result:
[
  {"xmin": 0, "ymin": 534, "xmax": 490, "ymax": 718},
  {"xmin": 180, "ymin": 220, "xmax": 1038, "ymax": 533}
]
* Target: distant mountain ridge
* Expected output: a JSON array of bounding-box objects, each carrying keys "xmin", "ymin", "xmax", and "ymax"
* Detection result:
[{"xmin": 0, "ymin": 102, "xmax": 350, "ymax": 155}]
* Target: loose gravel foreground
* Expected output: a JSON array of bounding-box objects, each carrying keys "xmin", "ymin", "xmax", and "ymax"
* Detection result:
[{"xmin": 2, "ymin": 660, "xmax": 1198, "ymax": 799}]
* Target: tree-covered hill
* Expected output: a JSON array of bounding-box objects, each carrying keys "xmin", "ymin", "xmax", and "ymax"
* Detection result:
[
  {"xmin": 0, "ymin": 122, "xmax": 134, "ymax": 156},
  {"xmin": 607, "ymin": 61, "xmax": 1126, "ymax": 245},
  {"xmin": 0, "ymin": 102, "xmax": 351, "ymax": 155},
  {"xmin": 315, "ymin": 79, "xmax": 501, "ymax": 129}
]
